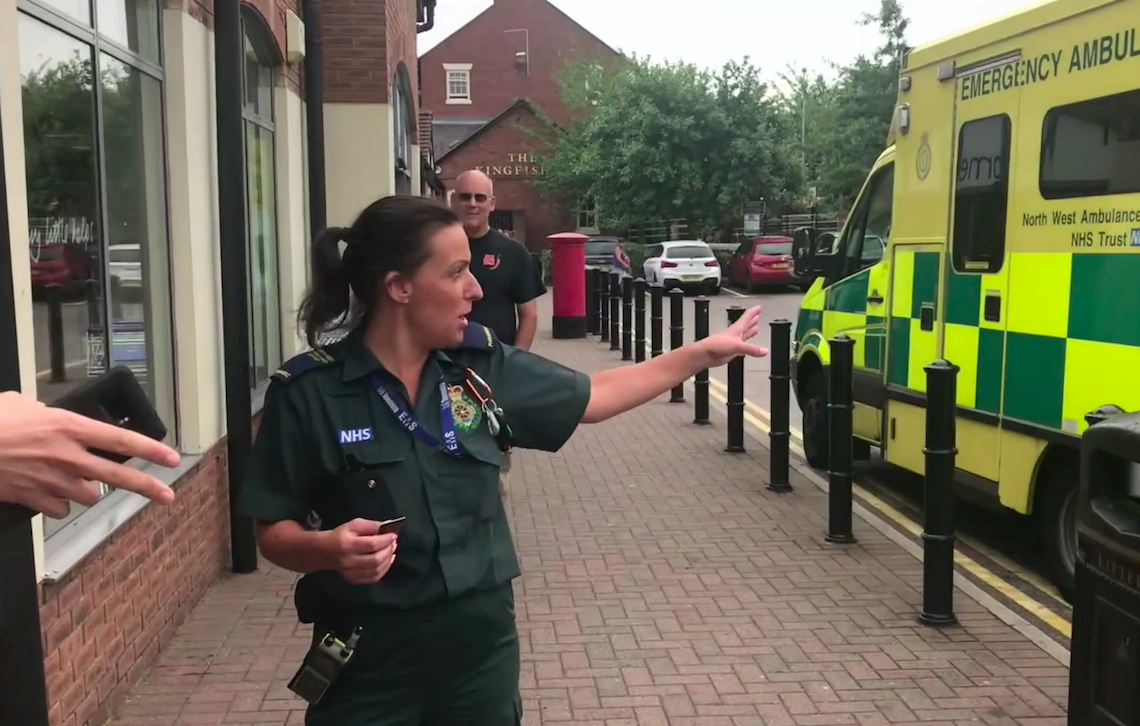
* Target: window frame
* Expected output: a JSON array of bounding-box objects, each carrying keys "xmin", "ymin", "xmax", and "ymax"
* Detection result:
[
  {"xmin": 18, "ymin": 0, "xmax": 181, "ymax": 559},
  {"xmin": 827, "ymin": 162, "xmax": 894, "ymax": 284},
  {"xmin": 952, "ymin": 113, "xmax": 1011, "ymax": 274},
  {"xmin": 444, "ymin": 63, "xmax": 472, "ymax": 105},
  {"xmin": 1039, "ymin": 88, "xmax": 1140, "ymax": 201},
  {"xmin": 393, "ymin": 66, "xmax": 414, "ymax": 196},
  {"xmin": 240, "ymin": 7, "xmax": 283, "ymax": 389}
]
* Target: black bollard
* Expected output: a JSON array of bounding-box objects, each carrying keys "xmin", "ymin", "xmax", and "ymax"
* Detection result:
[
  {"xmin": 669, "ymin": 289, "xmax": 685, "ymax": 403},
  {"xmin": 768, "ymin": 319, "xmax": 793, "ymax": 493},
  {"xmin": 921, "ymin": 359, "xmax": 959, "ymax": 627},
  {"xmin": 650, "ymin": 284, "xmax": 664, "ymax": 358},
  {"xmin": 600, "ymin": 271, "xmax": 611, "ymax": 343},
  {"xmin": 621, "ymin": 277, "xmax": 633, "ymax": 361},
  {"xmin": 47, "ymin": 285, "xmax": 66, "ymax": 383},
  {"xmin": 825, "ymin": 335, "xmax": 857, "ymax": 544},
  {"xmin": 585, "ymin": 268, "xmax": 599, "ymax": 335},
  {"xmin": 634, "ymin": 278, "xmax": 647, "ymax": 363},
  {"xmin": 693, "ymin": 297, "xmax": 710, "ymax": 425},
  {"xmin": 595, "ymin": 268, "xmax": 606, "ymax": 338},
  {"xmin": 725, "ymin": 306, "xmax": 745, "ymax": 453},
  {"xmin": 609, "ymin": 273, "xmax": 621, "ymax": 351}
]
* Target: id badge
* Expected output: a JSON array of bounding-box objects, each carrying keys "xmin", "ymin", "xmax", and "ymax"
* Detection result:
[{"xmin": 288, "ymin": 627, "xmax": 362, "ymax": 705}]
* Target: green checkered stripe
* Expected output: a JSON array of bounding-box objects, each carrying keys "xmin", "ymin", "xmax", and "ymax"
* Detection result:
[{"xmin": 894, "ymin": 252, "xmax": 1140, "ymax": 431}]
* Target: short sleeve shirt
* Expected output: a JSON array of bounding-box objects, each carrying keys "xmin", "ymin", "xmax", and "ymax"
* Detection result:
[
  {"xmin": 236, "ymin": 324, "xmax": 590, "ymax": 619},
  {"xmin": 467, "ymin": 230, "xmax": 546, "ymax": 345}
]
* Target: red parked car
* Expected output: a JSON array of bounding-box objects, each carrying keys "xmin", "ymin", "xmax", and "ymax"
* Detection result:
[{"xmin": 727, "ymin": 236, "xmax": 807, "ymax": 292}]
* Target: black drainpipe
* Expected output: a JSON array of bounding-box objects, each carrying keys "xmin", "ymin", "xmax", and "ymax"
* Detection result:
[
  {"xmin": 0, "ymin": 97, "xmax": 52, "ymax": 726},
  {"xmin": 417, "ymin": 0, "xmax": 436, "ymax": 33},
  {"xmin": 304, "ymin": 0, "xmax": 327, "ymax": 238},
  {"xmin": 215, "ymin": 0, "xmax": 258, "ymax": 574}
]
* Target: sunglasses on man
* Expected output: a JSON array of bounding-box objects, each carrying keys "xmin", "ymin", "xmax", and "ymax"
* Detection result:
[{"xmin": 456, "ymin": 192, "xmax": 489, "ymax": 203}]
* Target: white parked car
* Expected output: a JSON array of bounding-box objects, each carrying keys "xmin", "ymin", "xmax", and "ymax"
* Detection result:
[
  {"xmin": 108, "ymin": 243, "xmax": 142, "ymax": 288},
  {"xmin": 642, "ymin": 240, "xmax": 721, "ymax": 295}
]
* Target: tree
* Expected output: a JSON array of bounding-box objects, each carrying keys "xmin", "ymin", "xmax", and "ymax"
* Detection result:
[
  {"xmin": 537, "ymin": 55, "xmax": 801, "ymax": 236},
  {"xmin": 808, "ymin": 0, "xmax": 909, "ymax": 210}
]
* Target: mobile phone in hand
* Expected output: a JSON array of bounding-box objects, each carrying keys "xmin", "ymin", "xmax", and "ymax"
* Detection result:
[{"xmin": 50, "ymin": 366, "xmax": 167, "ymax": 463}]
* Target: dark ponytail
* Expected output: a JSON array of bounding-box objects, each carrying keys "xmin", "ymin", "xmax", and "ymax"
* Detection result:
[{"xmin": 297, "ymin": 196, "xmax": 460, "ymax": 348}]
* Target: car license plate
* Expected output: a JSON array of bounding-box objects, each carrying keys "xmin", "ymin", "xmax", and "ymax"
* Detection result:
[
  {"xmin": 682, "ymin": 274, "xmax": 701, "ymax": 282},
  {"xmin": 772, "ymin": 262, "xmax": 788, "ymax": 270}
]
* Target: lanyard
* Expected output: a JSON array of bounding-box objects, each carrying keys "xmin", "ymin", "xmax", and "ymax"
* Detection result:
[{"xmin": 369, "ymin": 372, "xmax": 462, "ymax": 458}]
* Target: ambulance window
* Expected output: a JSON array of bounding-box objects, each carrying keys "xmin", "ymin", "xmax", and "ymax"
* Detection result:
[
  {"xmin": 1040, "ymin": 88, "xmax": 1140, "ymax": 200},
  {"xmin": 953, "ymin": 114, "xmax": 1010, "ymax": 274},
  {"xmin": 846, "ymin": 164, "xmax": 894, "ymax": 272}
]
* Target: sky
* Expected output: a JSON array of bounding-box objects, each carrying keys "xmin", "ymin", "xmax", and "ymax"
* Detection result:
[{"xmin": 420, "ymin": 0, "xmax": 1043, "ymax": 90}]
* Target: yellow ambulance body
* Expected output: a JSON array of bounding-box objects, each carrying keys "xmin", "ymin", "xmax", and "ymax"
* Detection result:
[{"xmin": 790, "ymin": 0, "xmax": 1140, "ymax": 596}]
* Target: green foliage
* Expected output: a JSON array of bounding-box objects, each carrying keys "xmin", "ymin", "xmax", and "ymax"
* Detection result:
[
  {"xmin": 537, "ymin": 0, "xmax": 908, "ymax": 227},
  {"xmin": 539, "ymin": 249, "xmax": 553, "ymax": 284},
  {"xmin": 781, "ymin": 0, "xmax": 910, "ymax": 211},
  {"xmin": 537, "ymin": 55, "xmax": 801, "ymax": 236},
  {"xmin": 626, "ymin": 244, "xmax": 648, "ymax": 278}
]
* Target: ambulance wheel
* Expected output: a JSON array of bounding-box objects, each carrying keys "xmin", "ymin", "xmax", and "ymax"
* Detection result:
[
  {"xmin": 1037, "ymin": 460, "xmax": 1078, "ymax": 600},
  {"xmin": 801, "ymin": 374, "xmax": 830, "ymax": 471}
]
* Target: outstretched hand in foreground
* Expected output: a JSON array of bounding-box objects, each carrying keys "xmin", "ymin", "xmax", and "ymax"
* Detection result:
[{"xmin": 0, "ymin": 391, "xmax": 180, "ymax": 518}]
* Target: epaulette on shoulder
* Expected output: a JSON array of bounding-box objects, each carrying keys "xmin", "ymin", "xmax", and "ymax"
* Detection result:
[
  {"xmin": 271, "ymin": 347, "xmax": 341, "ymax": 383},
  {"xmin": 452, "ymin": 322, "xmax": 496, "ymax": 352}
]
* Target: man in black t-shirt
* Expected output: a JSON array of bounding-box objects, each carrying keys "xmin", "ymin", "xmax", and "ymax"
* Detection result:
[{"xmin": 451, "ymin": 170, "xmax": 546, "ymax": 349}]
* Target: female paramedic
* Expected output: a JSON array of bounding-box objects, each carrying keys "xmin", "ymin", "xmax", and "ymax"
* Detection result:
[{"xmin": 236, "ymin": 195, "xmax": 768, "ymax": 726}]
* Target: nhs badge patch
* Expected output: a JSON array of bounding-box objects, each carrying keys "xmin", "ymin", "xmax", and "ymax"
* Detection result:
[
  {"xmin": 1131, "ymin": 229, "xmax": 1140, "ymax": 247},
  {"xmin": 339, "ymin": 428, "xmax": 373, "ymax": 444}
]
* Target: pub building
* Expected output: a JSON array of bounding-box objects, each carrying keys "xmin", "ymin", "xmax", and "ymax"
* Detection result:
[{"xmin": 419, "ymin": 0, "xmax": 620, "ymax": 248}]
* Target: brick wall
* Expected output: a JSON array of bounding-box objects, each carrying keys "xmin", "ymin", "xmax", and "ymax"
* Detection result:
[
  {"xmin": 420, "ymin": 0, "xmax": 619, "ymax": 126},
  {"xmin": 439, "ymin": 103, "xmax": 573, "ymax": 250},
  {"xmin": 322, "ymin": 0, "xmax": 388, "ymax": 104},
  {"xmin": 387, "ymin": 0, "xmax": 419, "ymax": 113},
  {"xmin": 39, "ymin": 442, "xmax": 232, "ymax": 726},
  {"xmin": 166, "ymin": 0, "xmax": 304, "ymax": 95}
]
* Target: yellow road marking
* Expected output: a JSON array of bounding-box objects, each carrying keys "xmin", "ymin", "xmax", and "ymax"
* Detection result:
[
  {"xmin": 700, "ymin": 383, "xmax": 1072, "ymax": 639},
  {"xmin": 706, "ymin": 374, "xmax": 805, "ymax": 439}
]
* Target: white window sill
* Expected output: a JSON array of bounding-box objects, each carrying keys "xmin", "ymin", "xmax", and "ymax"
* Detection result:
[
  {"xmin": 446, "ymin": 98, "xmax": 472, "ymax": 105},
  {"xmin": 41, "ymin": 380, "xmax": 272, "ymax": 584}
]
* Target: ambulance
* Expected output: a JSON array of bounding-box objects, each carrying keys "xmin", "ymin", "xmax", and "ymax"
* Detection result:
[{"xmin": 789, "ymin": 0, "xmax": 1140, "ymax": 598}]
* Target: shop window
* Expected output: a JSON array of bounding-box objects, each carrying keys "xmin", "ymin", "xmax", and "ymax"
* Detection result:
[
  {"xmin": 952, "ymin": 114, "xmax": 1010, "ymax": 274},
  {"xmin": 1040, "ymin": 89, "xmax": 1140, "ymax": 200},
  {"xmin": 242, "ymin": 12, "xmax": 282, "ymax": 387},
  {"xmin": 445, "ymin": 63, "xmax": 471, "ymax": 104},
  {"xmin": 393, "ymin": 67, "xmax": 414, "ymax": 196},
  {"xmin": 18, "ymin": 0, "xmax": 175, "ymax": 537}
]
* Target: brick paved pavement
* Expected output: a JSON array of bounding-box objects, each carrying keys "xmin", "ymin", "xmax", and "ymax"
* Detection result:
[{"xmin": 109, "ymin": 313, "xmax": 1070, "ymax": 726}]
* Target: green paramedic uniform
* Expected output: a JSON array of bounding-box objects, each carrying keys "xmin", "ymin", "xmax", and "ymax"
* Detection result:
[{"xmin": 236, "ymin": 322, "xmax": 591, "ymax": 726}]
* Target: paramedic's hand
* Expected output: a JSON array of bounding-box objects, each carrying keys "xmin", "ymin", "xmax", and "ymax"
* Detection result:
[
  {"xmin": 700, "ymin": 305, "xmax": 769, "ymax": 368},
  {"xmin": 330, "ymin": 518, "xmax": 398, "ymax": 584},
  {"xmin": 0, "ymin": 391, "xmax": 179, "ymax": 518}
]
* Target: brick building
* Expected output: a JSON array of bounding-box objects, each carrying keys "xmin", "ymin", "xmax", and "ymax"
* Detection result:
[
  {"xmin": 419, "ymin": 0, "xmax": 620, "ymax": 248},
  {"xmin": 0, "ymin": 1, "xmax": 441, "ymax": 724}
]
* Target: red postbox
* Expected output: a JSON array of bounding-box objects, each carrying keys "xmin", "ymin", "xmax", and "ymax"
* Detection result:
[{"xmin": 548, "ymin": 232, "xmax": 589, "ymax": 339}]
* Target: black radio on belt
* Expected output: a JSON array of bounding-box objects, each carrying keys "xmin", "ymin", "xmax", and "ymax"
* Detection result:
[{"xmin": 288, "ymin": 627, "xmax": 362, "ymax": 704}]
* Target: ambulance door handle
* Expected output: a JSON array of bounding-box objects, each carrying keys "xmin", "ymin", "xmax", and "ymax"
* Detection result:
[
  {"xmin": 984, "ymin": 292, "xmax": 1001, "ymax": 322},
  {"xmin": 920, "ymin": 303, "xmax": 935, "ymax": 331},
  {"xmin": 867, "ymin": 290, "xmax": 884, "ymax": 305}
]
